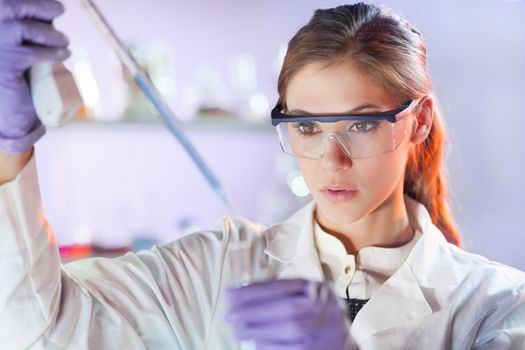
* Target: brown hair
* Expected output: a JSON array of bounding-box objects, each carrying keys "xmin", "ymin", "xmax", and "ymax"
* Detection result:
[{"xmin": 277, "ymin": 3, "xmax": 461, "ymax": 246}]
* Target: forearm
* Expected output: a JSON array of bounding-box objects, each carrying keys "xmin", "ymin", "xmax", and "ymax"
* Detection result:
[
  {"xmin": 0, "ymin": 152, "xmax": 63, "ymax": 347},
  {"xmin": 0, "ymin": 148, "xmax": 33, "ymax": 185}
]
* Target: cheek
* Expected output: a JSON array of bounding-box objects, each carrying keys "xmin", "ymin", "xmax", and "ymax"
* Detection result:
[{"xmin": 356, "ymin": 149, "xmax": 409, "ymax": 194}]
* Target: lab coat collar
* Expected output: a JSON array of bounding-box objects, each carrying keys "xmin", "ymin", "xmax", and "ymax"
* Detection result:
[
  {"xmin": 263, "ymin": 201, "xmax": 325, "ymax": 282},
  {"xmin": 403, "ymin": 196, "xmax": 461, "ymax": 287},
  {"xmin": 263, "ymin": 197, "xmax": 460, "ymax": 284},
  {"xmin": 263, "ymin": 196, "xmax": 462, "ymax": 344}
]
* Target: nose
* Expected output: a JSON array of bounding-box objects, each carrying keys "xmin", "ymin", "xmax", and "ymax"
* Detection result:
[{"xmin": 320, "ymin": 136, "xmax": 352, "ymax": 171}]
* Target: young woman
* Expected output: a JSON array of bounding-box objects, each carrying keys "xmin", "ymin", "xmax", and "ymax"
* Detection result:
[{"xmin": 0, "ymin": 1, "xmax": 523, "ymax": 349}]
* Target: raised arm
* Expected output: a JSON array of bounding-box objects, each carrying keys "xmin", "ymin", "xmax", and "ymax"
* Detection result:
[
  {"xmin": 0, "ymin": 2, "xmax": 230, "ymax": 348},
  {"xmin": 0, "ymin": 151, "xmax": 231, "ymax": 348}
]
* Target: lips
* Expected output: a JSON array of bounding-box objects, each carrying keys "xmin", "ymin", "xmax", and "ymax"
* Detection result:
[
  {"xmin": 320, "ymin": 184, "xmax": 357, "ymax": 192},
  {"xmin": 319, "ymin": 184, "xmax": 358, "ymax": 202}
]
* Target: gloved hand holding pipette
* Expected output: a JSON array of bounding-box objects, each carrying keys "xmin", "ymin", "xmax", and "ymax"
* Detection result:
[{"xmin": 0, "ymin": 0, "xmax": 70, "ymax": 154}]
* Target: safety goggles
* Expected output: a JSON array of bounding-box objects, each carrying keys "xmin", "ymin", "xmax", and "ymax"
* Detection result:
[{"xmin": 270, "ymin": 99, "xmax": 420, "ymax": 160}]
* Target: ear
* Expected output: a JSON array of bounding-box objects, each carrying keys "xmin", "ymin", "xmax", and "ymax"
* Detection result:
[{"xmin": 410, "ymin": 96, "xmax": 434, "ymax": 144}]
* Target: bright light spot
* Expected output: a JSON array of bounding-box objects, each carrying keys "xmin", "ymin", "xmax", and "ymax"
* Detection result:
[
  {"xmin": 233, "ymin": 54, "xmax": 257, "ymax": 92},
  {"xmin": 73, "ymin": 226, "xmax": 93, "ymax": 244},
  {"xmin": 274, "ymin": 44, "xmax": 288, "ymax": 72},
  {"xmin": 249, "ymin": 93, "xmax": 269, "ymax": 117},
  {"xmin": 290, "ymin": 175, "xmax": 310, "ymax": 197},
  {"xmin": 184, "ymin": 86, "xmax": 205, "ymax": 106},
  {"xmin": 156, "ymin": 77, "xmax": 176, "ymax": 96},
  {"xmin": 286, "ymin": 170, "xmax": 302, "ymax": 187},
  {"xmin": 73, "ymin": 60, "xmax": 100, "ymax": 114}
]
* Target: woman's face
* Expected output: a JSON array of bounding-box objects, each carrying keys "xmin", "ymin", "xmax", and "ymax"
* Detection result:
[{"xmin": 285, "ymin": 61, "xmax": 414, "ymax": 226}]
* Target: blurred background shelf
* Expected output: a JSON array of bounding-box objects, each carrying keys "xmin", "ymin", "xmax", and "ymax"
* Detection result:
[
  {"xmin": 66, "ymin": 119, "xmax": 275, "ymax": 130},
  {"xmin": 35, "ymin": 122, "xmax": 310, "ymax": 252}
]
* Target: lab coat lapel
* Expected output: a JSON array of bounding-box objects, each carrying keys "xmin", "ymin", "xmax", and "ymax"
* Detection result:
[
  {"xmin": 351, "ymin": 197, "xmax": 460, "ymax": 345},
  {"xmin": 263, "ymin": 201, "xmax": 325, "ymax": 282},
  {"xmin": 350, "ymin": 262, "xmax": 432, "ymax": 345}
]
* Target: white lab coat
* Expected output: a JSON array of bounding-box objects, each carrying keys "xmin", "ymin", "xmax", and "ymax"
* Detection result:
[{"xmin": 1, "ymin": 155, "xmax": 524, "ymax": 350}]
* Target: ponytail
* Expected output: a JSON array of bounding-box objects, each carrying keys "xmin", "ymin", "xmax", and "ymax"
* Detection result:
[{"xmin": 404, "ymin": 96, "xmax": 461, "ymax": 246}]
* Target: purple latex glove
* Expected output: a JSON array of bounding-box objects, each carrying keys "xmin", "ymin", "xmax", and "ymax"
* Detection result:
[
  {"xmin": 225, "ymin": 279, "xmax": 354, "ymax": 350},
  {"xmin": 0, "ymin": 0, "xmax": 70, "ymax": 154}
]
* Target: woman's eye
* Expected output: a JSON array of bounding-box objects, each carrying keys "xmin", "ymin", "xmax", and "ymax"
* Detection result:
[
  {"xmin": 349, "ymin": 121, "xmax": 378, "ymax": 133},
  {"xmin": 293, "ymin": 122, "xmax": 321, "ymax": 136}
]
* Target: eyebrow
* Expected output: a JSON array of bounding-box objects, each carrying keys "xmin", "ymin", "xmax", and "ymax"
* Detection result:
[{"xmin": 287, "ymin": 103, "xmax": 382, "ymax": 115}]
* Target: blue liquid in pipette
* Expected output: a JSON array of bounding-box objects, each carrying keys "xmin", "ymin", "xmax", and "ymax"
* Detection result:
[{"xmin": 133, "ymin": 74, "xmax": 232, "ymax": 210}]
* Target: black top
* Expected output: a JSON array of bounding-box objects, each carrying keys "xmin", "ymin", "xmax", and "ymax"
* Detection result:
[
  {"xmin": 344, "ymin": 297, "xmax": 369, "ymax": 322},
  {"xmin": 345, "ymin": 285, "xmax": 369, "ymax": 322}
]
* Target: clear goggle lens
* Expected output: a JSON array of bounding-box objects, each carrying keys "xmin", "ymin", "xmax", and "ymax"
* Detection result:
[{"xmin": 276, "ymin": 118, "xmax": 408, "ymax": 159}]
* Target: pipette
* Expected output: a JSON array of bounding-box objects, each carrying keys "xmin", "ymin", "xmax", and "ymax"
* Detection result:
[{"xmin": 78, "ymin": 0, "xmax": 232, "ymax": 210}]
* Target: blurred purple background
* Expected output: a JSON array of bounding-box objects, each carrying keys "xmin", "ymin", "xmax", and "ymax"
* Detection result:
[{"xmin": 35, "ymin": 0, "xmax": 525, "ymax": 270}]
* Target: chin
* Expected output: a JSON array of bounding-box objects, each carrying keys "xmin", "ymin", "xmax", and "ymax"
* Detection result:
[{"xmin": 315, "ymin": 196, "xmax": 368, "ymax": 225}]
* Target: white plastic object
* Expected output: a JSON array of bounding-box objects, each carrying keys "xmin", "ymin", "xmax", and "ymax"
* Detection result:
[{"xmin": 30, "ymin": 62, "xmax": 84, "ymax": 127}]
